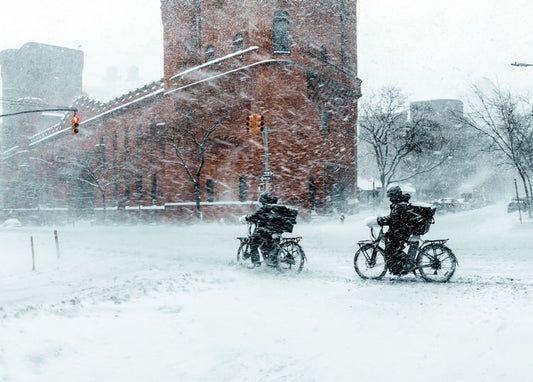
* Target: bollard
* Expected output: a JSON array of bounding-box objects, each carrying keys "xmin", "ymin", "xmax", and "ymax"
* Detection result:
[
  {"xmin": 54, "ymin": 230, "xmax": 60, "ymax": 259},
  {"xmin": 30, "ymin": 236, "xmax": 35, "ymax": 271}
]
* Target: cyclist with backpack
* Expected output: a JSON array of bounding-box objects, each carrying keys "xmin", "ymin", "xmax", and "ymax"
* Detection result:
[
  {"xmin": 242, "ymin": 192, "xmax": 280, "ymax": 268},
  {"xmin": 377, "ymin": 186, "xmax": 413, "ymax": 275}
]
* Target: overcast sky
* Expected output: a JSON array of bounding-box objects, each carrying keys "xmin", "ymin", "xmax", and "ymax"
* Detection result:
[{"xmin": 1, "ymin": 0, "xmax": 533, "ymax": 104}]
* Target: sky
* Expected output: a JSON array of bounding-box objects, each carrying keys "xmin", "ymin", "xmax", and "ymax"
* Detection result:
[{"xmin": 1, "ymin": 0, "xmax": 533, "ymax": 104}]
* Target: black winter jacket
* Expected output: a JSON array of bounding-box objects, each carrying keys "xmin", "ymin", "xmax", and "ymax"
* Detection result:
[{"xmin": 377, "ymin": 194, "xmax": 412, "ymax": 239}]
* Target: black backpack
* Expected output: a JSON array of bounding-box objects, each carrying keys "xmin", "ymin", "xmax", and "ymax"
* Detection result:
[
  {"xmin": 406, "ymin": 204, "xmax": 436, "ymax": 235},
  {"xmin": 266, "ymin": 205, "xmax": 298, "ymax": 233}
]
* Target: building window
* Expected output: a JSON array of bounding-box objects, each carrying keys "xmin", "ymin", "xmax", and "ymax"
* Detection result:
[
  {"xmin": 309, "ymin": 180, "xmax": 316, "ymax": 211},
  {"xmin": 124, "ymin": 175, "xmax": 131, "ymax": 204},
  {"xmin": 205, "ymin": 45, "xmax": 215, "ymax": 62},
  {"xmin": 135, "ymin": 175, "xmax": 143, "ymax": 202},
  {"xmin": 136, "ymin": 123, "xmax": 142, "ymax": 148},
  {"xmin": 124, "ymin": 126, "xmax": 130, "ymax": 159},
  {"xmin": 233, "ymin": 33, "xmax": 244, "ymax": 52},
  {"xmin": 206, "ymin": 179, "xmax": 214, "ymax": 202},
  {"xmin": 321, "ymin": 108, "xmax": 332, "ymax": 132},
  {"xmin": 97, "ymin": 135, "xmax": 105, "ymax": 162},
  {"xmin": 239, "ymin": 176, "xmax": 248, "ymax": 202},
  {"xmin": 113, "ymin": 177, "xmax": 118, "ymax": 205},
  {"xmin": 151, "ymin": 174, "xmax": 157, "ymax": 203},
  {"xmin": 320, "ymin": 46, "xmax": 328, "ymax": 62},
  {"xmin": 112, "ymin": 131, "xmax": 118, "ymax": 151},
  {"xmin": 273, "ymin": 10, "xmax": 290, "ymax": 54}
]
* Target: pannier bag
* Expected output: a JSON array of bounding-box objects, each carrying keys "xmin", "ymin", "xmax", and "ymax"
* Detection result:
[{"xmin": 407, "ymin": 204, "xmax": 436, "ymax": 235}]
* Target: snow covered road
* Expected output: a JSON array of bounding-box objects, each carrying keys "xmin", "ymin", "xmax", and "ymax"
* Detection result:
[{"xmin": 1, "ymin": 203, "xmax": 532, "ymax": 381}]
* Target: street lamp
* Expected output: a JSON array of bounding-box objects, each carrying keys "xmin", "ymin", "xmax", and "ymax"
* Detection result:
[{"xmin": 511, "ymin": 62, "xmax": 533, "ymax": 67}]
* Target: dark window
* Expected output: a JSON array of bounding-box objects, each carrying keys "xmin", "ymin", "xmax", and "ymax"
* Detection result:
[
  {"xmin": 124, "ymin": 175, "xmax": 131, "ymax": 203},
  {"xmin": 320, "ymin": 46, "xmax": 328, "ymax": 62},
  {"xmin": 124, "ymin": 126, "xmax": 130, "ymax": 159},
  {"xmin": 309, "ymin": 180, "xmax": 316, "ymax": 211},
  {"xmin": 233, "ymin": 33, "xmax": 244, "ymax": 52},
  {"xmin": 273, "ymin": 10, "xmax": 290, "ymax": 54},
  {"xmin": 151, "ymin": 174, "xmax": 157, "ymax": 202},
  {"xmin": 239, "ymin": 176, "xmax": 248, "ymax": 202},
  {"xmin": 97, "ymin": 135, "xmax": 105, "ymax": 162},
  {"xmin": 113, "ymin": 177, "xmax": 118, "ymax": 205},
  {"xmin": 206, "ymin": 179, "xmax": 214, "ymax": 202},
  {"xmin": 136, "ymin": 124, "xmax": 142, "ymax": 148},
  {"xmin": 321, "ymin": 108, "xmax": 332, "ymax": 132},
  {"xmin": 205, "ymin": 45, "xmax": 215, "ymax": 62},
  {"xmin": 112, "ymin": 131, "xmax": 118, "ymax": 150},
  {"xmin": 135, "ymin": 175, "xmax": 143, "ymax": 202}
]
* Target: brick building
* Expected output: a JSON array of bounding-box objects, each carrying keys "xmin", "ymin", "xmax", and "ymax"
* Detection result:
[{"xmin": 1, "ymin": 0, "xmax": 361, "ymax": 223}]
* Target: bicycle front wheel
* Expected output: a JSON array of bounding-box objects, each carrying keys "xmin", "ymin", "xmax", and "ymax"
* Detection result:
[
  {"xmin": 236, "ymin": 241, "xmax": 252, "ymax": 267},
  {"xmin": 354, "ymin": 244, "xmax": 387, "ymax": 280},
  {"xmin": 416, "ymin": 243, "xmax": 457, "ymax": 282},
  {"xmin": 277, "ymin": 241, "xmax": 305, "ymax": 274}
]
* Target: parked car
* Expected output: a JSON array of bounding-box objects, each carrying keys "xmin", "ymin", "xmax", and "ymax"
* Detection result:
[
  {"xmin": 507, "ymin": 198, "xmax": 529, "ymax": 213},
  {"xmin": 432, "ymin": 197, "xmax": 460, "ymax": 213}
]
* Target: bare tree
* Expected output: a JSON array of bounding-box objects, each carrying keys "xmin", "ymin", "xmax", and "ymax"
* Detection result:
[
  {"xmin": 358, "ymin": 86, "xmax": 449, "ymax": 199},
  {"xmin": 164, "ymin": 113, "xmax": 223, "ymax": 221},
  {"xmin": 72, "ymin": 141, "xmax": 115, "ymax": 221},
  {"xmin": 460, "ymin": 83, "xmax": 533, "ymax": 217}
]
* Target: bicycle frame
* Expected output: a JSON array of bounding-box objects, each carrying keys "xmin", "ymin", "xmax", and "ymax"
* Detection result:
[
  {"xmin": 238, "ymin": 222, "xmax": 302, "ymax": 245},
  {"xmin": 357, "ymin": 225, "xmax": 453, "ymax": 270}
]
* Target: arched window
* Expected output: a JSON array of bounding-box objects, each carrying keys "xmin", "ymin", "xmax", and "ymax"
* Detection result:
[
  {"xmin": 273, "ymin": 10, "xmax": 290, "ymax": 54},
  {"xmin": 205, "ymin": 45, "xmax": 215, "ymax": 62},
  {"xmin": 233, "ymin": 33, "xmax": 244, "ymax": 52}
]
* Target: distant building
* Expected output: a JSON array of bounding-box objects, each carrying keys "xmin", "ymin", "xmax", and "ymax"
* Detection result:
[
  {"xmin": 0, "ymin": 1, "xmax": 361, "ymax": 223},
  {"xmin": 410, "ymin": 99, "xmax": 463, "ymax": 124},
  {"xmin": 0, "ymin": 42, "xmax": 84, "ymax": 149}
]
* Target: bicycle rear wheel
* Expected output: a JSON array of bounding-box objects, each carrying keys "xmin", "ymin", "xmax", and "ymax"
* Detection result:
[
  {"xmin": 276, "ymin": 241, "xmax": 305, "ymax": 273},
  {"xmin": 354, "ymin": 244, "xmax": 387, "ymax": 280},
  {"xmin": 416, "ymin": 243, "xmax": 457, "ymax": 282}
]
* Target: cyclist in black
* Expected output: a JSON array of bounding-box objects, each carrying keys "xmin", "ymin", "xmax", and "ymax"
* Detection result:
[
  {"xmin": 377, "ymin": 186, "xmax": 413, "ymax": 275},
  {"xmin": 244, "ymin": 192, "xmax": 280, "ymax": 268}
]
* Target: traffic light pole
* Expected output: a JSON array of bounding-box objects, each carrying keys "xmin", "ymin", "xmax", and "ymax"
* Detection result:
[
  {"xmin": 0, "ymin": 107, "xmax": 77, "ymax": 118},
  {"xmin": 262, "ymin": 126, "xmax": 271, "ymax": 192}
]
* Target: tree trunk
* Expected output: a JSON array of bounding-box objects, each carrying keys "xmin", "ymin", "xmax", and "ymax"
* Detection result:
[{"xmin": 194, "ymin": 181, "xmax": 203, "ymax": 221}]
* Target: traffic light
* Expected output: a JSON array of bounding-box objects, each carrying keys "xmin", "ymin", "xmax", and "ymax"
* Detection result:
[
  {"xmin": 246, "ymin": 113, "xmax": 264, "ymax": 133},
  {"xmin": 256, "ymin": 114, "xmax": 264, "ymax": 132},
  {"xmin": 246, "ymin": 114, "xmax": 255, "ymax": 133},
  {"xmin": 71, "ymin": 114, "xmax": 80, "ymax": 135}
]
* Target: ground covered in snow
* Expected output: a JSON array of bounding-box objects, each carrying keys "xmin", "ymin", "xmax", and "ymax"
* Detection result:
[{"xmin": 1, "ymin": 203, "xmax": 532, "ymax": 382}]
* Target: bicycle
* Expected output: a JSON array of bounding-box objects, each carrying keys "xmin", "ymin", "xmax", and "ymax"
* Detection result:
[
  {"xmin": 354, "ymin": 224, "xmax": 458, "ymax": 282},
  {"xmin": 236, "ymin": 222, "xmax": 306, "ymax": 273}
]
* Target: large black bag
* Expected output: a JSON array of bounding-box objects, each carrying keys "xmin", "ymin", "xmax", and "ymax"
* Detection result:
[
  {"xmin": 266, "ymin": 205, "xmax": 298, "ymax": 233},
  {"xmin": 406, "ymin": 204, "xmax": 436, "ymax": 235}
]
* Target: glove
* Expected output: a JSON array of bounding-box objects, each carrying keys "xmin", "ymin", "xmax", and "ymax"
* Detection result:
[
  {"xmin": 376, "ymin": 216, "xmax": 385, "ymax": 225},
  {"xmin": 364, "ymin": 216, "xmax": 379, "ymax": 227},
  {"xmin": 238, "ymin": 215, "xmax": 248, "ymax": 224}
]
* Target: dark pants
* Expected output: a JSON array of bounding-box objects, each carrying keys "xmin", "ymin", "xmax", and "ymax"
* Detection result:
[
  {"xmin": 384, "ymin": 233, "xmax": 408, "ymax": 275},
  {"xmin": 249, "ymin": 228, "xmax": 273, "ymax": 264}
]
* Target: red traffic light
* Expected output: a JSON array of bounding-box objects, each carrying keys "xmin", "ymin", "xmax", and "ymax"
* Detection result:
[{"xmin": 71, "ymin": 114, "xmax": 80, "ymax": 134}]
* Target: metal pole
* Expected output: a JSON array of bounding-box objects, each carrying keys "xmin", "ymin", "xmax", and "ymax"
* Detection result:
[
  {"xmin": 30, "ymin": 236, "xmax": 35, "ymax": 271},
  {"xmin": 54, "ymin": 230, "xmax": 60, "ymax": 259},
  {"xmin": 514, "ymin": 178, "xmax": 523, "ymax": 224},
  {"xmin": 262, "ymin": 126, "xmax": 270, "ymax": 192}
]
